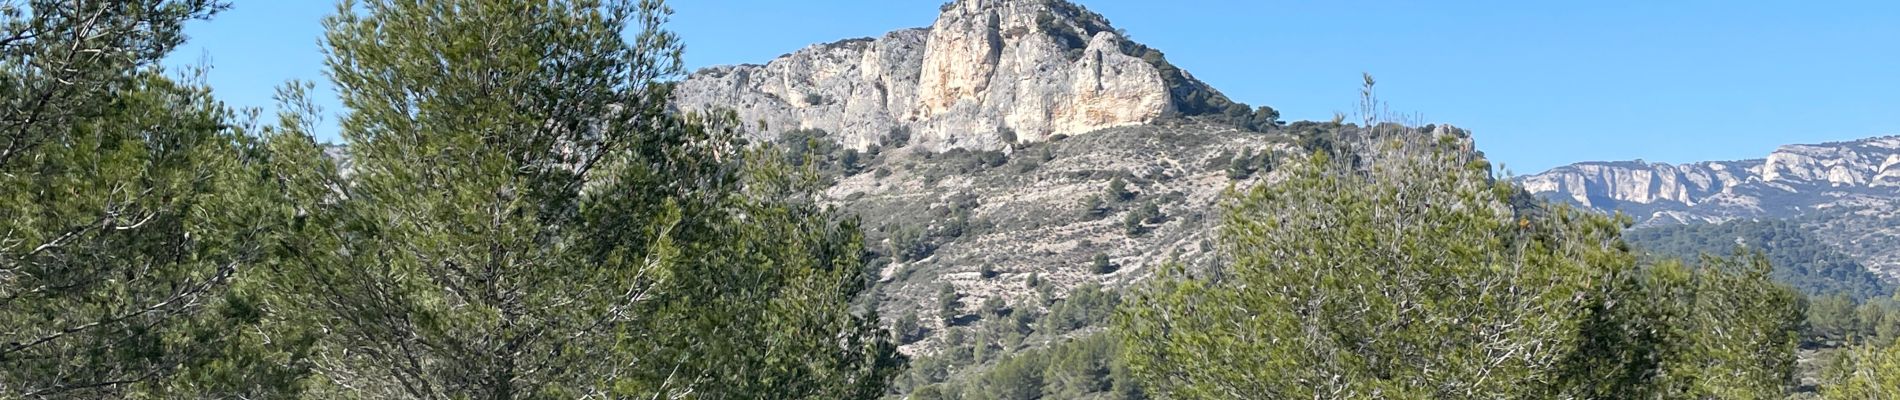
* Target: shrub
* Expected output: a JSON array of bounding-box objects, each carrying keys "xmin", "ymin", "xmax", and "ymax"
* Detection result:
[
  {"xmin": 884, "ymin": 125, "xmax": 913, "ymax": 148},
  {"xmin": 936, "ymin": 284, "xmax": 962, "ymax": 323},
  {"xmin": 1107, "ymin": 177, "xmax": 1133, "ymax": 202},
  {"xmin": 1228, "ymin": 148, "xmax": 1256, "ymax": 179},
  {"xmin": 894, "ymin": 312, "xmax": 924, "ymax": 344},
  {"xmin": 889, "ymin": 224, "xmax": 937, "ymax": 262},
  {"xmin": 1042, "ymin": 283, "xmax": 1118, "ymax": 334},
  {"xmin": 1083, "ymin": 195, "xmax": 1111, "ymax": 219},
  {"xmin": 981, "ymin": 297, "xmax": 1008, "ymax": 317},
  {"xmin": 1091, "ymin": 254, "xmax": 1117, "ymax": 274},
  {"xmin": 1122, "ymin": 203, "xmax": 1161, "ymax": 236}
]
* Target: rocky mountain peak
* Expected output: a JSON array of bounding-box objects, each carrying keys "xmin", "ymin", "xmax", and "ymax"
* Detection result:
[{"xmin": 673, "ymin": 0, "xmax": 1238, "ymax": 152}]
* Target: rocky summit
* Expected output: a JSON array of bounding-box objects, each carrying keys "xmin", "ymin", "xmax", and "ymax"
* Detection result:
[{"xmin": 674, "ymin": 0, "xmax": 1238, "ymax": 152}]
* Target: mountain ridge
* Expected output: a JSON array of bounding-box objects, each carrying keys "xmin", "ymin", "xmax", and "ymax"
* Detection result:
[
  {"xmin": 1521, "ymin": 135, "xmax": 1900, "ymax": 225},
  {"xmin": 1523, "ymin": 134, "xmax": 1900, "ymax": 281}
]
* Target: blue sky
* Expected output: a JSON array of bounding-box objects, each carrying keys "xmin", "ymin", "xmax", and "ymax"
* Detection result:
[{"xmin": 170, "ymin": 0, "xmax": 1900, "ymax": 173}]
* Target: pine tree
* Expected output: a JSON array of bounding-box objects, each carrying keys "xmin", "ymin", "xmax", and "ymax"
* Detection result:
[
  {"xmin": 1107, "ymin": 176, "xmax": 1133, "ymax": 202},
  {"xmin": 1820, "ymin": 339, "xmax": 1900, "ymax": 398},
  {"xmin": 938, "ymin": 283, "xmax": 963, "ymax": 324},
  {"xmin": 1116, "ymin": 135, "xmax": 1802, "ymax": 399},
  {"xmin": 253, "ymin": 0, "xmax": 897, "ymax": 397},
  {"xmin": 1560, "ymin": 253, "xmax": 1802, "ymax": 399},
  {"xmin": 0, "ymin": 1, "xmax": 309, "ymax": 397}
]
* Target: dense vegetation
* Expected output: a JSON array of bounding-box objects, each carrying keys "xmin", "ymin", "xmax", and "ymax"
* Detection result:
[
  {"xmin": 1820, "ymin": 338, "xmax": 1900, "ymax": 396},
  {"xmin": 1628, "ymin": 218, "xmax": 1893, "ymax": 300},
  {"xmin": 1118, "ymin": 136, "xmax": 1805, "ymax": 399},
  {"xmin": 890, "ymin": 284, "xmax": 1142, "ymax": 400},
  {"xmin": 1806, "ymin": 294, "xmax": 1900, "ymax": 347},
  {"xmin": 3, "ymin": 0, "xmax": 1896, "ymax": 399},
  {"xmin": 0, "ymin": 0, "xmax": 896, "ymax": 398}
]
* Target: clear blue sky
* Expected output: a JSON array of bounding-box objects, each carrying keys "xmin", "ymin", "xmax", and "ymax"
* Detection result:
[{"xmin": 169, "ymin": 0, "xmax": 1900, "ymax": 173}]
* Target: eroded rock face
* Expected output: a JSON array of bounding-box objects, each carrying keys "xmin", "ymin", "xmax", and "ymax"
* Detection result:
[
  {"xmin": 1519, "ymin": 136, "xmax": 1900, "ymax": 224},
  {"xmin": 1518, "ymin": 160, "xmax": 1755, "ymax": 208},
  {"xmin": 674, "ymin": 0, "xmax": 1199, "ymax": 152},
  {"xmin": 1760, "ymin": 138, "xmax": 1900, "ymax": 187}
]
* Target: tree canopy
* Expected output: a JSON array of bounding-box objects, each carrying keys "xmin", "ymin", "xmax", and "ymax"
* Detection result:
[{"xmin": 1117, "ymin": 135, "xmax": 1803, "ymax": 399}]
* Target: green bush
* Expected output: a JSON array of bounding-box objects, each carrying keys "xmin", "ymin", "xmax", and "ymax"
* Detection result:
[
  {"xmin": 884, "ymin": 125, "xmax": 913, "ymax": 148},
  {"xmin": 937, "ymin": 284, "xmax": 962, "ymax": 323},
  {"xmin": 1083, "ymin": 195, "xmax": 1111, "ymax": 219},
  {"xmin": 1107, "ymin": 177, "xmax": 1134, "ymax": 202},
  {"xmin": 1042, "ymin": 283, "xmax": 1118, "ymax": 334}
]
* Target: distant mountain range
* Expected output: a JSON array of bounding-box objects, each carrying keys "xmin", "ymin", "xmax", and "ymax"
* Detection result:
[
  {"xmin": 1521, "ymin": 136, "xmax": 1900, "ymax": 225},
  {"xmin": 1522, "ymin": 136, "xmax": 1900, "ymax": 281}
]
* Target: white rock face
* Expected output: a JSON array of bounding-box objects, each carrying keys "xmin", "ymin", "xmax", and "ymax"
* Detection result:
[
  {"xmin": 1759, "ymin": 137, "xmax": 1900, "ymax": 187},
  {"xmin": 1517, "ymin": 160, "xmax": 1754, "ymax": 208},
  {"xmin": 1519, "ymin": 135, "xmax": 1900, "ymax": 224},
  {"xmin": 674, "ymin": 0, "xmax": 1203, "ymax": 152}
]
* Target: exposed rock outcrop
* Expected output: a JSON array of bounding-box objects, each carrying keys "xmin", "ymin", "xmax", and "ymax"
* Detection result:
[
  {"xmin": 1520, "ymin": 136, "xmax": 1900, "ymax": 224},
  {"xmin": 1518, "ymin": 160, "xmax": 1755, "ymax": 208},
  {"xmin": 674, "ymin": 0, "xmax": 1230, "ymax": 152}
]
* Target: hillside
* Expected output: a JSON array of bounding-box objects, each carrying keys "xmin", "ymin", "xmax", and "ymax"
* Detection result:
[{"xmin": 666, "ymin": 1, "xmax": 1382, "ymax": 397}]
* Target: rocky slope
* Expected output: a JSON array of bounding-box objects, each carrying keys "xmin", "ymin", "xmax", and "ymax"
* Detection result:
[
  {"xmin": 834, "ymin": 121, "xmax": 1297, "ymax": 355},
  {"xmin": 671, "ymin": 0, "xmax": 1308, "ymax": 361},
  {"xmin": 1522, "ymin": 136, "xmax": 1900, "ymax": 280},
  {"xmin": 674, "ymin": 0, "xmax": 1239, "ymax": 152}
]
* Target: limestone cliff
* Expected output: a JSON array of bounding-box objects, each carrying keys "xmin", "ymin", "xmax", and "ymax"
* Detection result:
[
  {"xmin": 1519, "ymin": 136, "xmax": 1900, "ymax": 224},
  {"xmin": 1518, "ymin": 160, "xmax": 1755, "ymax": 208},
  {"xmin": 673, "ymin": 0, "xmax": 1234, "ymax": 152}
]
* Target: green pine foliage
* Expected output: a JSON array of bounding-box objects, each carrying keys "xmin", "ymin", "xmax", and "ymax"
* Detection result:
[
  {"xmin": 1560, "ymin": 254, "xmax": 1804, "ymax": 399},
  {"xmin": 1040, "ymin": 283, "xmax": 1119, "ymax": 335},
  {"xmin": 904, "ymin": 333, "xmax": 1146, "ymax": 400},
  {"xmin": 1819, "ymin": 338, "xmax": 1900, "ymax": 398},
  {"xmin": 1804, "ymin": 294, "xmax": 1900, "ymax": 346},
  {"xmin": 243, "ymin": 0, "xmax": 898, "ymax": 398},
  {"xmin": 1106, "ymin": 177, "xmax": 1133, "ymax": 202},
  {"xmin": 1091, "ymin": 254, "xmax": 1117, "ymax": 274},
  {"xmin": 1116, "ymin": 136, "xmax": 1805, "ymax": 399},
  {"xmin": 0, "ymin": 1, "xmax": 313, "ymax": 397},
  {"xmin": 938, "ymin": 283, "xmax": 964, "ymax": 324}
]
